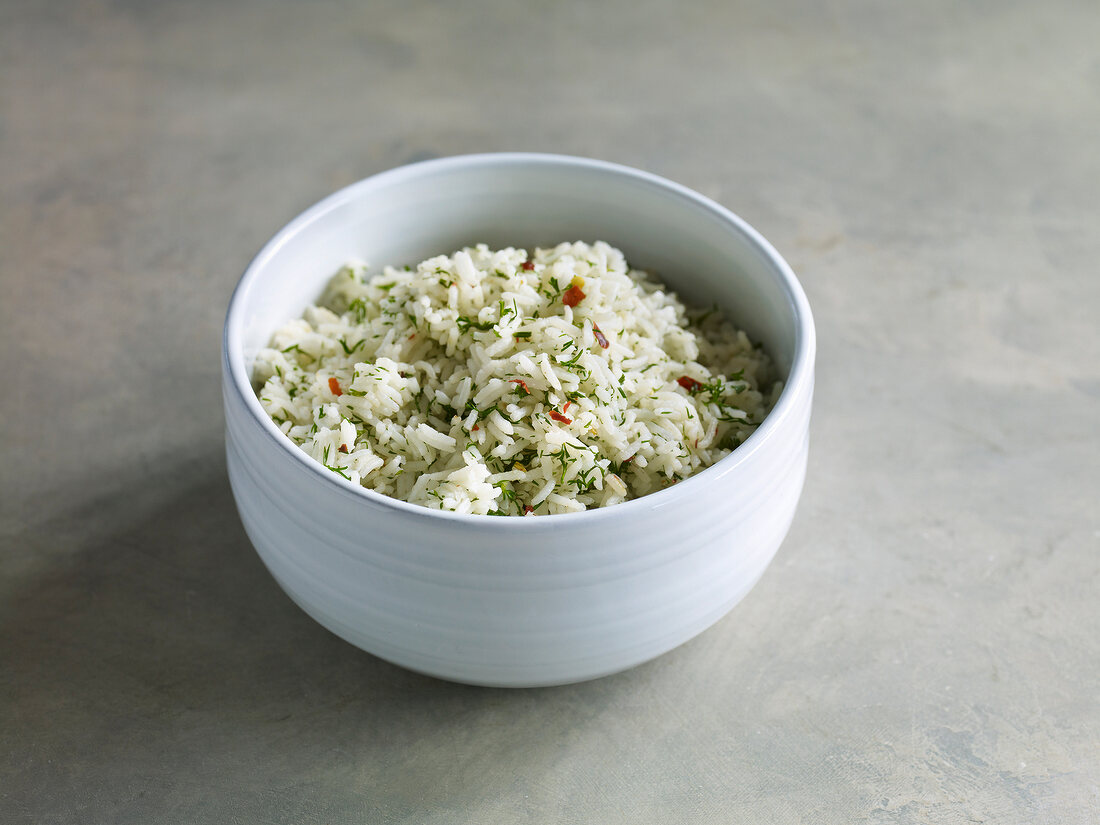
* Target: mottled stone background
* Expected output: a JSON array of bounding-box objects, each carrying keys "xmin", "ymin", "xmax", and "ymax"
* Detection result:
[{"xmin": 2, "ymin": 1, "xmax": 1098, "ymax": 822}]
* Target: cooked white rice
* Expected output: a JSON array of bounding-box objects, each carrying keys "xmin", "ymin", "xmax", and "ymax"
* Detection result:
[{"xmin": 253, "ymin": 241, "xmax": 781, "ymax": 515}]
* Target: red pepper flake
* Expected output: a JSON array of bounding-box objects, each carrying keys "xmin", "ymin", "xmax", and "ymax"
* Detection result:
[
  {"xmin": 562, "ymin": 284, "xmax": 586, "ymax": 307},
  {"xmin": 694, "ymin": 438, "xmax": 699, "ymax": 449},
  {"xmin": 328, "ymin": 377, "xmax": 343, "ymax": 396},
  {"xmin": 521, "ymin": 260, "xmax": 535, "ymax": 271},
  {"xmin": 677, "ymin": 376, "xmax": 702, "ymax": 393},
  {"xmin": 563, "ymin": 401, "xmax": 571, "ymax": 414},
  {"xmin": 510, "ymin": 378, "xmax": 530, "ymax": 395},
  {"xmin": 472, "ymin": 424, "xmax": 480, "ymax": 431},
  {"xmin": 524, "ymin": 504, "xmax": 534, "ymax": 515},
  {"xmin": 408, "ymin": 333, "xmax": 416, "ymax": 340},
  {"xmin": 592, "ymin": 324, "xmax": 609, "ymax": 349},
  {"xmin": 548, "ymin": 410, "xmax": 572, "ymax": 425},
  {"xmin": 338, "ymin": 444, "xmax": 349, "ymax": 454}
]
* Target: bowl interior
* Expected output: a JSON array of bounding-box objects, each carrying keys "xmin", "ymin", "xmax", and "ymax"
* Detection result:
[{"xmin": 228, "ymin": 155, "xmax": 805, "ymax": 393}]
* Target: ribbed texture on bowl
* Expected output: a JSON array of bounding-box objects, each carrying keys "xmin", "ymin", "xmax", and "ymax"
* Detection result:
[{"xmin": 223, "ymin": 153, "xmax": 815, "ymax": 687}]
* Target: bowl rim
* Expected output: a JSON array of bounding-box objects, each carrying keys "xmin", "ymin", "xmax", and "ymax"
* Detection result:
[{"xmin": 223, "ymin": 151, "xmax": 815, "ymax": 526}]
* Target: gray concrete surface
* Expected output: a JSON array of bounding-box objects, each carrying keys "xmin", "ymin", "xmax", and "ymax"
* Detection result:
[{"xmin": 3, "ymin": 1, "xmax": 1098, "ymax": 822}]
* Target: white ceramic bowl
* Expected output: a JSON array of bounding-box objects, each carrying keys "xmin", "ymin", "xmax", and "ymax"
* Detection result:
[{"xmin": 223, "ymin": 153, "xmax": 815, "ymax": 687}]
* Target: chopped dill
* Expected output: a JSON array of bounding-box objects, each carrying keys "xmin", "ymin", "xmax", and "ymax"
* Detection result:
[
  {"xmin": 456, "ymin": 315, "xmax": 497, "ymax": 333},
  {"xmin": 347, "ymin": 299, "xmax": 368, "ymax": 323},
  {"xmin": 338, "ymin": 338, "xmax": 365, "ymax": 356},
  {"xmin": 324, "ymin": 464, "xmax": 352, "ymax": 480}
]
